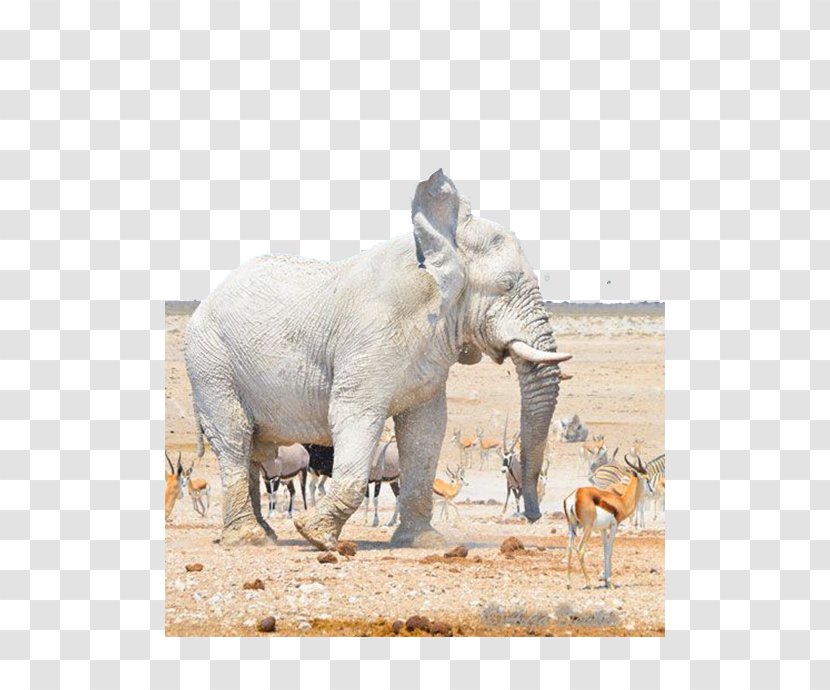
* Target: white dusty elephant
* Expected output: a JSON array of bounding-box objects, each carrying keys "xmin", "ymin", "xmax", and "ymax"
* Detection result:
[{"xmin": 184, "ymin": 170, "xmax": 571, "ymax": 550}]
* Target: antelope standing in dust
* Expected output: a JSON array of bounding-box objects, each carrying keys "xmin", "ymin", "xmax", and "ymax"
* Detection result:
[
  {"xmin": 564, "ymin": 455, "xmax": 652, "ymax": 589},
  {"xmin": 432, "ymin": 465, "xmax": 468, "ymax": 522}
]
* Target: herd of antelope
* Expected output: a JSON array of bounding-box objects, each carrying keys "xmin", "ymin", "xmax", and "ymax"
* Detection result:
[{"xmin": 165, "ymin": 419, "xmax": 664, "ymax": 589}]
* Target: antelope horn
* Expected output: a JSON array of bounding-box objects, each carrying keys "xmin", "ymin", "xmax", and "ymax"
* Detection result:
[
  {"xmin": 508, "ymin": 341, "xmax": 572, "ymax": 364},
  {"xmin": 165, "ymin": 451, "xmax": 174, "ymax": 475},
  {"xmin": 502, "ymin": 414, "xmax": 509, "ymax": 449},
  {"xmin": 177, "ymin": 451, "xmax": 182, "ymax": 471}
]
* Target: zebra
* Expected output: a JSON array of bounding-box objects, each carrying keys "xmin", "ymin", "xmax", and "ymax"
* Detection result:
[{"xmin": 645, "ymin": 454, "xmax": 665, "ymax": 519}]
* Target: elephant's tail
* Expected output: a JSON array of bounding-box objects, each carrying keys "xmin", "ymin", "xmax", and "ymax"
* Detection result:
[{"xmin": 192, "ymin": 400, "xmax": 205, "ymax": 458}]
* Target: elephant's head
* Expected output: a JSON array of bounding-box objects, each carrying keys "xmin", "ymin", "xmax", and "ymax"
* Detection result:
[{"xmin": 411, "ymin": 169, "xmax": 571, "ymax": 522}]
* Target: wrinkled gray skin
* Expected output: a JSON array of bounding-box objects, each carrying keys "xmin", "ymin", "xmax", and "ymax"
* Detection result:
[{"xmin": 185, "ymin": 170, "xmax": 569, "ymax": 550}]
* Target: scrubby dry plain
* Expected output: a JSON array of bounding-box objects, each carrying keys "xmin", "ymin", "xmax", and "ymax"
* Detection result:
[{"xmin": 165, "ymin": 303, "xmax": 665, "ymax": 637}]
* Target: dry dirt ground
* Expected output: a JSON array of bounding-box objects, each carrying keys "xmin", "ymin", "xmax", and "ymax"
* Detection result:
[{"xmin": 165, "ymin": 305, "xmax": 665, "ymax": 637}]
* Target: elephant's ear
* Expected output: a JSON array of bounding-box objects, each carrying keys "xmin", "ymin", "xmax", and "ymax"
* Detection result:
[
  {"xmin": 411, "ymin": 169, "xmax": 464, "ymax": 303},
  {"xmin": 457, "ymin": 342, "xmax": 482, "ymax": 365}
]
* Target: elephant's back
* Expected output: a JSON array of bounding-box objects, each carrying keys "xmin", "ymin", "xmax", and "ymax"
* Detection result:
[{"xmin": 207, "ymin": 254, "xmax": 336, "ymax": 312}]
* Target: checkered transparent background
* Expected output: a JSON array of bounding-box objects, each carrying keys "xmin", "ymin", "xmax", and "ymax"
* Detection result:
[{"xmin": 1, "ymin": 0, "xmax": 828, "ymax": 687}]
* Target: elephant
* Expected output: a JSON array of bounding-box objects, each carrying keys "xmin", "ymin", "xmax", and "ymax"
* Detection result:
[{"xmin": 184, "ymin": 169, "xmax": 571, "ymax": 550}]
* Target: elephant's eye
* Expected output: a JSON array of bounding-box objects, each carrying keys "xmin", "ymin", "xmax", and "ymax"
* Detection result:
[{"xmin": 497, "ymin": 273, "xmax": 521, "ymax": 293}]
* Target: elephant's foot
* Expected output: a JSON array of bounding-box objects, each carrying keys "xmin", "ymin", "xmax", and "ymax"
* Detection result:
[
  {"xmin": 293, "ymin": 509, "xmax": 339, "ymax": 551},
  {"xmin": 220, "ymin": 515, "xmax": 277, "ymax": 546},
  {"xmin": 293, "ymin": 480, "xmax": 363, "ymax": 551},
  {"xmin": 390, "ymin": 523, "xmax": 446, "ymax": 548}
]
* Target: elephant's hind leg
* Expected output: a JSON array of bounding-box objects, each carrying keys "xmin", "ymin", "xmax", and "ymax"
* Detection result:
[{"xmin": 205, "ymin": 399, "xmax": 275, "ymax": 545}]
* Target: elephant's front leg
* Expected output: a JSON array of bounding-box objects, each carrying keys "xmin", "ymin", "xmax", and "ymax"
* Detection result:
[
  {"xmin": 390, "ymin": 392, "xmax": 447, "ymax": 548},
  {"xmin": 294, "ymin": 414, "xmax": 384, "ymax": 550}
]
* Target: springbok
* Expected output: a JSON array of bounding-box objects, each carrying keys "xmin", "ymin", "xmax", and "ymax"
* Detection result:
[
  {"xmin": 364, "ymin": 438, "xmax": 401, "ymax": 527},
  {"xmin": 182, "ymin": 460, "xmax": 210, "ymax": 518},
  {"xmin": 432, "ymin": 465, "xmax": 468, "ymax": 522},
  {"xmin": 590, "ymin": 452, "xmax": 664, "ymax": 528},
  {"xmin": 165, "ymin": 451, "xmax": 184, "ymax": 521},
  {"xmin": 450, "ymin": 429, "xmax": 477, "ymax": 467},
  {"xmin": 500, "ymin": 426, "xmax": 523, "ymax": 515},
  {"xmin": 305, "ymin": 443, "xmax": 333, "ymax": 507},
  {"xmin": 578, "ymin": 434, "xmax": 606, "ymax": 472},
  {"xmin": 475, "ymin": 427, "xmax": 501, "ymax": 469},
  {"xmin": 589, "ymin": 459, "xmax": 644, "ymax": 527},
  {"xmin": 564, "ymin": 455, "xmax": 652, "ymax": 589},
  {"xmin": 260, "ymin": 444, "xmax": 309, "ymax": 519}
]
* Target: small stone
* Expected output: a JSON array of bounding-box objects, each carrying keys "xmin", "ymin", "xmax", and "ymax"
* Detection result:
[
  {"xmin": 405, "ymin": 615, "xmax": 431, "ymax": 633},
  {"xmin": 550, "ymin": 528, "xmax": 558, "ymax": 535},
  {"xmin": 318, "ymin": 552, "xmax": 338, "ymax": 564},
  {"xmin": 298, "ymin": 621, "xmax": 312, "ymax": 630},
  {"xmin": 336, "ymin": 541, "xmax": 357, "ymax": 557},
  {"xmin": 243, "ymin": 578, "xmax": 265, "ymax": 590},
  {"xmin": 185, "ymin": 563, "xmax": 204, "ymax": 572},
  {"xmin": 500, "ymin": 537, "xmax": 524, "ymax": 554},
  {"xmin": 429, "ymin": 621, "xmax": 452, "ymax": 636},
  {"xmin": 299, "ymin": 582, "xmax": 326, "ymax": 594},
  {"xmin": 536, "ymin": 546, "xmax": 545, "ymax": 552},
  {"xmin": 391, "ymin": 620, "xmax": 405, "ymax": 635},
  {"xmin": 258, "ymin": 616, "xmax": 276, "ymax": 633},
  {"xmin": 444, "ymin": 545, "xmax": 468, "ymax": 559}
]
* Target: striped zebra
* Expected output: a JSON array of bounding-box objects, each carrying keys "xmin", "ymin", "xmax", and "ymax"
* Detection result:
[
  {"xmin": 645, "ymin": 454, "xmax": 665, "ymax": 519},
  {"xmin": 589, "ymin": 453, "xmax": 665, "ymax": 528}
]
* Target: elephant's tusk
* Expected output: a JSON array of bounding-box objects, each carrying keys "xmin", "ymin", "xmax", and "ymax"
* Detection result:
[{"xmin": 508, "ymin": 341, "xmax": 573, "ymax": 364}]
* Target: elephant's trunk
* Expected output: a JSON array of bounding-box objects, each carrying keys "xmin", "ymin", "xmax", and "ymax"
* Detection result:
[{"xmin": 512, "ymin": 310, "xmax": 561, "ymax": 522}]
